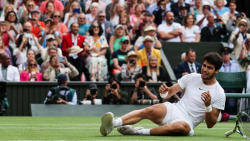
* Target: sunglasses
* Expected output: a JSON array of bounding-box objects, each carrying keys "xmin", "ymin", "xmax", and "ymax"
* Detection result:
[
  {"xmin": 28, "ymin": 5, "xmax": 33, "ymax": 7},
  {"xmin": 8, "ymin": 14, "xmax": 15, "ymax": 17},
  {"xmin": 93, "ymin": 26, "xmax": 99, "ymax": 29},
  {"xmin": 79, "ymin": 18, "xmax": 86, "ymax": 20},
  {"xmin": 122, "ymin": 41, "xmax": 129, "ymax": 44},
  {"xmin": 47, "ymin": 39, "xmax": 54, "ymax": 42},
  {"xmin": 29, "ymin": 64, "xmax": 37, "ymax": 67},
  {"xmin": 99, "ymin": 16, "xmax": 105, "ymax": 18},
  {"xmin": 54, "ymin": 15, "xmax": 60, "ymax": 18}
]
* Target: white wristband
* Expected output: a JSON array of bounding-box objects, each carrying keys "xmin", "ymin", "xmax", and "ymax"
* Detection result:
[
  {"xmin": 205, "ymin": 105, "xmax": 212, "ymax": 113},
  {"xmin": 160, "ymin": 91, "xmax": 168, "ymax": 98}
]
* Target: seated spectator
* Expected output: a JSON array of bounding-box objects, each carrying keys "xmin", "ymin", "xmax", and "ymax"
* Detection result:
[
  {"xmin": 86, "ymin": 2, "xmax": 99, "ymax": 24},
  {"xmin": 18, "ymin": 0, "xmax": 39, "ymax": 20},
  {"xmin": 0, "ymin": 21, "xmax": 14, "ymax": 48},
  {"xmin": 121, "ymin": 51, "xmax": 141, "ymax": 82},
  {"xmin": 85, "ymin": 0, "xmax": 106, "ymax": 14},
  {"xmin": 130, "ymin": 4, "xmax": 143, "ymax": 27},
  {"xmin": 103, "ymin": 78, "xmax": 128, "ymax": 104},
  {"xmin": 109, "ymin": 25, "xmax": 130, "ymax": 55},
  {"xmin": 118, "ymin": 12, "xmax": 133, "ymax": 41},
  {"xmin": 174, "ymin": 5, "xmax": 188, "ymax": 25},
  {"xmin": 51, "ymin": 11, "xmax": 69, "ymax": 36},
  {"xmin": 112, "ymin": 36, "xmax": 130, "ymax": 77},
  {"xmin": 39, "ymin": 18, "xmax": 62, "ymax": 48},
  {"xmin": 43, "ymin": 55, "xmax": 79, "ymax": 81},
  {"xmin": 39, "ymin": 0, "xmax": 64, "ymax": 18},
  {"xmin": 19, "ymin": 1, "xmax": 39, "ymax": 24},
  {"xmin": 41, "ymin": 36, "xmax": 63, "ymax": 62},
  {"xmin": 175, "ymin": 49, "xmax": 201, "ymax": 79},
  {"xmin": 142, "ymin": 55, "xmax": 164, "ymax": 82},
  {"xmin": 196, "ymin": 1, "xmax": 216, "ymax": 29},
  {"xmin": 5, "ymin": 11, "xmax": 22, "ymax": 48},
  {"xmin": 97, "ymin": 11, "xmax": 114, "ymax": 43},
  {"xmin": 0, "ymin": 37, "xmax": 12, "ymax": 65},
  {"xmin": 18, "ymin": 49, "xmax": 41, "ymax": 74},
  {"xmin": 130, "ymin": 73, "xmax": 158, "ymax": 104},
  {"xmin": 200, "ymin": 13, "xmax": 227, "ymax": 42},
  {"xmin": 41, "ymin": 47, "xmax": 65, "ymax": 74},
  {"xmin": 219, "ymin": 47, "xmax": 240, "ymax": 115},
  {"xmin": 170, "ymin": 0, "xmax": 190, "ymax": 17},
  {"xmin": 126, "ymin": 0, "xmax": 145, "ymax": 15},
  {"xmin": 239, "ymin": 38, "xmax": 250, "ymax": 71},
  {"xmin": 29, "ymin": 10, "xmax": 45, "ymax": 38},
  {"xmin": 0, "ymin": 4, "xmax": 15, "ymax": 21},
  {"xmin": 181, "ymin": 52, "xmax": 186, "ymax": 62},
  {"xmin": 181, "ymin": 14, "xmax": 200, "ymax": 42},
  {"xmin": 44, "ymin": 74, "xmax": 77, "ymax": 105},
  {"xmin": 110, "ymin": 4, "xmax": 125, "ymax": 27},
  {"xmin": 20, "ymin": 59, "xmax": 43, "ymax": 81},
  {"xmin": 190, "ymin": 0, "xmax": 202, "ymax": 20},
  {"xmin": 83, "ymin": 84, "xmax": 99, "ymax": 104},
  {"xmin": 230, "ymin": 19, "xmax": 250, "ymax": 60},
  {"xmin": 0, "ymin": 53, "xmax": 20, "ymax": 81},
  {"xmin": 153, "ymin": 0, "xmax": 170, "ymax": 26},
  {"xmin": 40, "ymin": 1, "xmax": 54, "ymax": 22},
  {"xmin": 158, "ymin": 11, "xmax": 182, "ymax": 42},
  {"xmin": 211, "ymin": 0, "xmax": 229, "ymax": 16},
  {"xmin": 134, "ymin": 25, "xmax": 162, "ymax": 53},
  {"xmin": 133, "ymin": 10, "xmax": 157, "ymax": 40},
  {"xmin": 64, "ymin": 1, "xmax": 83, "ymax": 29},
  {"xmin": 78, "ymin": 13, "xmax": 90, "ymax": 36},
  {"xmin": 62, "ymin": 23, "xmax": 86, "ymax": 81},
  {"xmin": 64, "ymin": 0, "xmax": 85, "ymax": 14},
  {"xmin": 137, "ymin": 36, "xmax": 161, "ymax": 67},
  {"xmin": 84, "ymin": 22, "xmax": 109, "ymax": 82}
]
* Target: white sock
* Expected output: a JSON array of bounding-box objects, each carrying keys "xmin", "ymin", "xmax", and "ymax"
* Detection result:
[
  {"xmin": 137, "ymin": 129, "xmax": 151, "ymax": 135},
  {"xmin": 114, "ymin": 118, "xmax": 123, "ymax": 127}
]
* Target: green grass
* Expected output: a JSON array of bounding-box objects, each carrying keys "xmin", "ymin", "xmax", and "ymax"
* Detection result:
[{"xmin": 0, "ymin": 117, "xmax": 246, "ymax": 140}]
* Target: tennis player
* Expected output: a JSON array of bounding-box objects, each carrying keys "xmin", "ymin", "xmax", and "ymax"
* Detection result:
[{"xmin": 100, "ymin": 52, "xmax": 226, "ymax": 136}]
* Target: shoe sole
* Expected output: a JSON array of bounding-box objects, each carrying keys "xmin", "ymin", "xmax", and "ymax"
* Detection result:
[{"xmin": 100, "ymin": 112, "xmax": 114, "ymax": 136}]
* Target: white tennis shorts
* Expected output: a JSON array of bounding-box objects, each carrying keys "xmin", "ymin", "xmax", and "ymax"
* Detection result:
[{"xmin": 157, "ymin": 102, "xmax": 194, "ymax": 136}]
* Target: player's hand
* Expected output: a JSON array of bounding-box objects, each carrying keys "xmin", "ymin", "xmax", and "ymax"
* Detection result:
[
  {"xmin": 159, "ymin": 83, "xmax": 169, "ymax": 94},
  {"xmin": 201, "ymin": 91, "xmax": 211, "ymax": 107}
]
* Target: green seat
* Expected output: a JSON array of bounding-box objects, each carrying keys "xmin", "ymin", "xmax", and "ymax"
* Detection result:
[{"xmin": 116, "ymin": 72, "xmax": 122, "ymax": 81}]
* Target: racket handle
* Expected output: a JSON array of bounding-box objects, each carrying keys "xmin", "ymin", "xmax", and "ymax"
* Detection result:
[{"xmin": 225, "ymin": 129, "xmax": 234, "ymax": 137}]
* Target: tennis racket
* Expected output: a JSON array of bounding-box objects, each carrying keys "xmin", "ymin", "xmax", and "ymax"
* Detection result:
[{"xmin": 225, "ymin": 112, "xmax": 250, "ymax": 139}]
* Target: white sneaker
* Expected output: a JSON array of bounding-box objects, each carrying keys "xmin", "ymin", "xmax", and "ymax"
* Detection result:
[
  {"xmin": 100, "ymin": 112, "xmax": 114, "ymax": 136},
  {"xmin": 117, "ymin": 125, "xmax": 144, "ymax": 135}
]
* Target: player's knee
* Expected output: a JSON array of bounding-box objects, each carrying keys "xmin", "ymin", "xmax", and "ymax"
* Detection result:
[
  {"xmin": 141, "ymin": 107, "xmax": 154, "ymax": 118},
  {"xmin": 173, "ymin": 124, "xmax": 189, "ymax": 135}
]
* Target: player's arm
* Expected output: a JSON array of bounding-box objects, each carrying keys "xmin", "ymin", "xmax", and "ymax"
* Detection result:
[
  {"xmin": 201, "ymin": 91, "xmax": 220, "ymax": 128},
  {"xmin": 159, "ymin": 83, "xmax": 183, "ymax": 100}
]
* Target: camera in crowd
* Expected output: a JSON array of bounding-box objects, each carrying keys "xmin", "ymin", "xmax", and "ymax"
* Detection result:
[
  {"xmin": 135, "ymin": 99, "xmax": 159, "ymax": 105},
  {"xmin": 111, "ymin": 83, "xmax": 117, "ymax": 90},
  {"xmin": 46, "ymin": 85, "xmax": 70, "ymax": 103}
]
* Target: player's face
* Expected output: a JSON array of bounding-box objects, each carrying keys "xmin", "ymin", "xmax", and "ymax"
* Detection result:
[{"xmin": 201, "ymin": 60, "xmax": 218, "ymax": 80}]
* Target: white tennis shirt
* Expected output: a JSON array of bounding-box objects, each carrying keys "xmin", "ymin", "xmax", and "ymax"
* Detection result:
[{"xmin": 175, "ymin": 73, "xmax": 226, "ymax": 128}]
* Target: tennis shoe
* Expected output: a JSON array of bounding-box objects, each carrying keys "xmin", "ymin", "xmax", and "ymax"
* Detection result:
[
  {"xmin": 100, "ymin": 112, "xmax": 114, "ymax": 136},
  {"xmin": 117, "ymin": 125, "xmax": 144, "ymax": 135}
]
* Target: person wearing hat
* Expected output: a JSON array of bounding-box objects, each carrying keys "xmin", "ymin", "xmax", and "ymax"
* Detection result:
[
  {"xmin": 121, "ymin": 50, "xmax": 141, "ymax": 82},
  {"xmin": 39, "ymin": 18, "xmax": 62, "ymax": 48},
  {"xmin": 83, "ymin": 84, "xmax": 99, "ymax": 103},
  {"xmin": 219, "ymin": 46, "xmax": 240, "ymax": 115},
  {"xmin": 44, "ymin": 74, "xmax": 78, "ymax": 105},
  {"xmin": 137, "ymin": 35, "xmax": 161, "ymax": 67},
  {"xmin": 41, "ymin": 35, "xmax": 63, "ymax": 62},
  {"xmin": 200, "ymin": 12, "xmax": 227, "ymax": 42},
  {"xmin": 30, "ymin": 10, "xmax": 45, "ymax": 38},
  {"xmin": 230, "ymin": 19, "xmax": 250, "ymax": 59},
  {"xmin": 134, "ymin": 25, "xmax": 162, "ymax": 53},
  {"xmin": 174, "ymin": 5, "xmax": 188, "ymax": 25},
  {"xmin": 112, "ymin": 36, "xmax": 130, "ymax": 77},
  {"xmin": 170, "ymin": 0, "xmax": 190, "ymax": 17},
  {"xmin": 62, "ymin": 22, "xmax": 87, "ymax": 81}
]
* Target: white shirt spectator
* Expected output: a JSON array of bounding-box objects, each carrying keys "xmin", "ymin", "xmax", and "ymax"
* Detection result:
[
  {"xmin": 86, "ymin": 14, "xmax": 95, "ymax": 23},
  {"xmin": 63, "ymin": 13, "xmax": 78, "ymax": 30},
  {"xmin": 0, "ymin": 65, "xmax": 20, "ymax": 81},
  {"xmin": 111, "ymin": 14, "xmax": 119, "ymax": 27},
  {"xmin": 158, "ymin": 22, "xmax": 182, "ymax": 42},
  {"xmin": 16, "ymin": 34, "xmax": 40, "ymax": 48},
  {"xmin": 181, "ymin": 25, "xmax": 200, "ymax": 42}
]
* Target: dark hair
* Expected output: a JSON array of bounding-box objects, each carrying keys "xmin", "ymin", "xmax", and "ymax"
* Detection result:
[
  {"xmin": 46, "ymin": 1, "xmax": 54, "ymax": 8},
  {"xmin": 182, "ymin": 14, "xmax": 195, "ymax": 27},
  {"xmin": 109, "ymin": 78, "xmax": 121, "ymax": 87},
  {"xmin": 228, "ymin": 1, "xmax": 236, "ymax": 6},
  {"xmin": 133, "ymin": 73, "xmax": 146, "ymax": 82},
  {"xmin": 89, "ymin": 22, "xmax": 103, "ymax": 36},
  {"xmin": 164, "ymin": 11, "xmax": 172, "ymax": 17},
  {"xmin": 203, "ymin": 52, "xmax": 223, "ymax": 71},
  {"xmin": 50, "ymin": 55, "xmax": 57, "ymax": 63},
  {"xmin": 5, "ymin": 11, "xmax": 18, "ymax": 24},
  {"xmin": 185, "ymin": 49, "xmax": 195, "ymax": 56},
  {"xmin": 17, "ymin": 34, "xmax": 31, "ymax": 52},
  {"xmin": 157, "ymin": 0, "xmax": 165, "ymax": 6},
  {"xmin": 70, "ymin": 22, "xmax": 79, "ymax": 29},
  {"xmin": 141, "ymin": 10, "xmax": 149, "ymax": 14}
]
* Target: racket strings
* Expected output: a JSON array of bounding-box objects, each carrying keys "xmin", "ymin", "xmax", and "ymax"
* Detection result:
[{"xmin": 238, "ymin": 113, "xmax": 250, "ymax": 138}]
